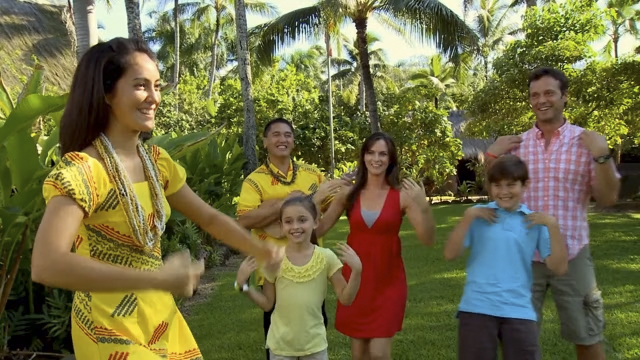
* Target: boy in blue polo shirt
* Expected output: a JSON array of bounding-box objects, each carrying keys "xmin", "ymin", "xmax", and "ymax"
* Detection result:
[{"xmin": 444, "ymin": 154, "xmax": 568, "ymax": 360}]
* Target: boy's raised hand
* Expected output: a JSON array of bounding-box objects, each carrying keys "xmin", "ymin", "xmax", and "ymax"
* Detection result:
[
  {"xmin": 335, "ymin": 243, "xmax": 362, "ymax": 273},
  {"xmin": 464, "ymin": 207, "xmax": 497, "ymax": 223}
]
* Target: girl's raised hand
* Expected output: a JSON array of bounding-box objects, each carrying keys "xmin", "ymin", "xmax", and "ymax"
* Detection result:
[
  {"xmin": 237, "ymin": 256, "xmax": 257, "ymax": 285},
  {"xmin": 335, "ymin": 243, "xmax": 362, "ymax": 273}
]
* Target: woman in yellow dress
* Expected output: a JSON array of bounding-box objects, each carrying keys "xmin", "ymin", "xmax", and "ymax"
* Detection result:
[{"xmin": 30, "ymin": 37, "xmax": 280, "ymax": 359}]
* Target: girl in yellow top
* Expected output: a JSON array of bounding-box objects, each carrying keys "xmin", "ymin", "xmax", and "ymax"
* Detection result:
[
  {"xmin": 236, "ymin": 196, "xmax": 362, "ymax": 360},
  {"xmin": 31, "ymin": 37, "xmax": 280, "ymax": 359}
]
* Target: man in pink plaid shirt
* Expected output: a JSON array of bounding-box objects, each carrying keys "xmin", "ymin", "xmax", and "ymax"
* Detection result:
[{"xmin": 485, "ymin": 67, "xmax": 620, "ymax": 360}]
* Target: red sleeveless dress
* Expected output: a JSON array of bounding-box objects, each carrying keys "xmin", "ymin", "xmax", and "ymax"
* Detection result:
[{"xmin": 335, "ymin": 188, "xmax": 407, "ymax": 338}]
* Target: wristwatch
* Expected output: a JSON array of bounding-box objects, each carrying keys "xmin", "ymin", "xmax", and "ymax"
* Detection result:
[
  {"xmin": 234, "ymin": 281, "xmax": 249, "ymax": 293},
  {"xmin": 593, "ymin": 154, "xmax": 612, "ymax": 164}
]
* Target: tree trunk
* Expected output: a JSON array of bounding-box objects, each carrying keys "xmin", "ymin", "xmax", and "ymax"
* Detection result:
[
  {"xmin": 206, "ymin": 9, "xmax": 222, "ymax": 99},
  {"xmin": 72, "ymin": 0, "xmax": 98, "ymax": 61},
  {"xmin": 613, "ymin": 29, "xmax": 620, "ymax": 59},
  {"xmin": 173, "ymin": 0, "xmax": 180, "ymax": 85},
  {"xmin": 325, "ymin": 30, "xmax": 335, "ymax": 178},
  {"xmin": 353, "ymin": 18, "xmax": 381, "ymax": 133},
  {"xmin": 358, "ymin": 80, "xmax": 365, "ymax": 112},
  {"xmin": 124, "ymin": 0, "xmax": 143, "ymax": 40},
  {"xmin": 63, "ymin": 0, "xmax": 77, "ymax": 59},
  {"xmin": 235, "ymin": 0, "xmax": 258, "ymax": 175}
]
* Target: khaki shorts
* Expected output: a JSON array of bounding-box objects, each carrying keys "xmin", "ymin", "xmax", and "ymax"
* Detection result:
[
  {"xmin": 532, "ymin": 245, "xmax": 605, "ymax": 346},
  {"xmin": 269, "ymin": 348, "xmax": 328, "ymax": 360}
]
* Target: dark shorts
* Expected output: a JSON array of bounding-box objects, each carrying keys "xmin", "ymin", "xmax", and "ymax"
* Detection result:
[{"xmin": 457, "ymin": 311, "xmax": 539, "ymax": 360}]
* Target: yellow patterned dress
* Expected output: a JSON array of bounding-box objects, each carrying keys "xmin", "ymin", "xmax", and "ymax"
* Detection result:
[{"xmin": 42, "ymin": 145, "xmax": 202, "ymax": 360}]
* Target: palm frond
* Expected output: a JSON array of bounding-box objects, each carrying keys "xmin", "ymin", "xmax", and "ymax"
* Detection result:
[
  {"xmin": 251, "ymin": 5, "xmax": 324, "ymax": 67},
  {"xmin": 389, "ymin": 0, "xmax": 479, "ymax": 59}
]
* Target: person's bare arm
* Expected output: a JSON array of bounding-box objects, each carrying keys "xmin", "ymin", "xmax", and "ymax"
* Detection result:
[
  {"xmin": 168, "ymin": 184, "xmax": 268, "ymax": 259},
  {"xmin": 401, "ymin": 179, "xmax": 436, "ymax": 246},
  {"xmin": 484, "ymin": 135, "xmax": 524, "ymax": 184},
  {"xmin": 316, "ymin": 186, "xmax": 351, "ymax": 238},
  {"xmin": 544, "ymin": 221, "xmax": 568, "ymax": 276},
  {"xmin": 330, "ymin": 270, "xmax": 360, "ymax": 306},
  {"xmin": 243, "ymin": 280, "xmax": 276, "ymax": 312},
  {"xmin": 527, "ymin": 213, "xmax": 568, "ymax": 276},
  {"xmin": 31, "ymin": 197, "xmax": 167, "ymax": 292},
  {"xmin": 329, "ymin": 244, "xmax": 361, "ymax": 306},
  {"xmin": 237, "ymin": 200, "xmax": 283, "ymax": 230}
]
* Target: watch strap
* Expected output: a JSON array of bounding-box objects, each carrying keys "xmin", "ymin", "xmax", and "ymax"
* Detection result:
[{"xmin": 234, "ymin": 280, "xmax": 249, "ymax": 292}]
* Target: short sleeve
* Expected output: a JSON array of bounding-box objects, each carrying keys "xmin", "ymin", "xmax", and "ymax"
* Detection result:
[
  {"xmin": 536, "ymin": 225, "xmax": 552, "ymax": 260},
  {"xmin": 323, "ymin": 248, "xmax": 343, "ymax": 279},
  {"xmin": 237, "ymin": 176, "xmax": 262, "ymax": 217},
  {"xmin": 43, "ymin": 153, "xmax": 100, "ymax": 217},
  {"xmin": 153, "ymin": 145, "xmax": 186, "ymax": 196},
  {"xmin": 263, "ymin": 268, "xmax": 277, "ymax": 283}
]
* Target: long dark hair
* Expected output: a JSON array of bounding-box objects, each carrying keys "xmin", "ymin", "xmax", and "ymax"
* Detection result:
[
  {"xmin": 280, "ymin": 196, "xmax": 319, "ymax": 245},
  {"xmin": 59, "ymin": 37, "xmax": 157, "ymax": 156},
  {"xmin": 345, "ymin": 132, "xmax": 400, "ymax": 215}
]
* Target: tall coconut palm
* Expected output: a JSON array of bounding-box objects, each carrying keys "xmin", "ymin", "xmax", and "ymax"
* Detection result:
[
  {"xmin": 125, "ymin": 0, "xmax": 143, "ymax": 39},
  {"xmin": 187, "ymin": 0, "xmax": 278, "ymax": 99},
  {"xmin": 603, "ymin": 0, "xmax": 640, "ymax": 59},
  {"xmin": 408, "ymin": 54, "xmax": 457, "ymax": 109},
  {"xmin": 253, "ymin": 0, "xmax": 477, "ymax": 133},
  {"xmin": 235, "ymin": 0, "xmax": 258, "ymax": 173},
  {"xmin": 73, "ymin": 0, "xmax": 99, "ymax": 61},
  {"xmin": 471, "ymin": 0, "xmax": 518, "ymax": 80},
  {"xmin": 331, "ymin": 33, "xmax": 390, "ymax": 111}
]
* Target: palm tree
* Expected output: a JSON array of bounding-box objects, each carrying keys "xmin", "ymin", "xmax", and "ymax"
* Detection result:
[
  {"xmin": 331, "ymin": 33, "xmax": 390, "ymax": 111},
  {"xmin": 285, "ymin": 45, "xmax": 326, "ymax": 84},
  {"xmin": 73, "ymin": 0, "xmax": 99, "ymax": 61},
  {"xmin": 603, "ymin": 0, "xmax": 640, "ymax": 59},
  {"xmin": 407, "ymin": 54, "xmax": 457, "ymax": 109},
  {"xmin": 235, "ymin": 0, "xmax": 258, "ymax": 173},
  {"xmin": 188, "ymin": 0, "xmax": 278, "ymax": 99},
  {"xmin": 471, "ymin": 0, "xmax": 518, "ymax": 80},
  {"xmin": 125, "ymin": 0, "xmax": 143, "ymax": 39},
  {"xmin": 254, "ymin": 0, "xmax": 477, "ymax": 133}
]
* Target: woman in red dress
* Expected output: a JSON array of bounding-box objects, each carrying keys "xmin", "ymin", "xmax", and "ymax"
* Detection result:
[{"xmin": 320, "ymin": 132, "xmax": 436, "ymax": 359}]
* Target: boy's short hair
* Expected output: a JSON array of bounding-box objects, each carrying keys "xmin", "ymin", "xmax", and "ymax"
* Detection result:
[{"xmin": 487, "ymin": 154, "xmax": 529, "ymax": 184}]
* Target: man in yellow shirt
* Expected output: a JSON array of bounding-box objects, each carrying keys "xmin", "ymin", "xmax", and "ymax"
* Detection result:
[{"xmin": 236, "ymin": 118, "xmax": 343, "ymax": 360}]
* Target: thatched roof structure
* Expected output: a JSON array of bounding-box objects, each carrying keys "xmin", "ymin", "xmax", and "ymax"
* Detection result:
[
  {"xmin": 0, "ymin": 0, "xmax": 76, "ymax": 94},
  {"xmin": 448, "ymin": 110, "xmax": 493, "ymax": 159}
]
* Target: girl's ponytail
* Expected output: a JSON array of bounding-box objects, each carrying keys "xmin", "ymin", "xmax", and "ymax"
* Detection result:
[{"xmin": 310, "ymin": 229, "xmax": 318, "ymax": 245}]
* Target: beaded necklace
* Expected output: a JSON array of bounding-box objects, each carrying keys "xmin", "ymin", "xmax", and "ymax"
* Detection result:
[
  {"xmin": 265, "ymin": 157, "xmax": 298, "ymax": 186},
  {"xmin": 93, "ymin": 133, "xmax": 166, "ymax": 249}
]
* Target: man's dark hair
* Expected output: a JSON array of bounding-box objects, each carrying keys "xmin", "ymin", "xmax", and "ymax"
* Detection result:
[
  {"xmin": 528, "ymin": 67, "xmax": 569, "ymax": 95},
  {"xmin": 263, "ymin": 118, "xmax": 294, "ymax": 137},
  {"xmin": 487, "ymin": 154, "xmax": 529, "ymax": 185}
]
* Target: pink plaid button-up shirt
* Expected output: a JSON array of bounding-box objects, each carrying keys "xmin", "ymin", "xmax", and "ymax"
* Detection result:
[{"xmin": 511, "ymin": 121, "xmax": 620, "ymax": 261}]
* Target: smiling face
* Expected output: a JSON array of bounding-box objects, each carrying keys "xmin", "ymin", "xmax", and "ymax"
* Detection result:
[
  {"xmin": 281, "ymin": 204, "xmax": 317, "ymax": 245},
  {"xmin": 529, "ymin": 75, "xmax": 567, "ymax": 124},
  {"xmin": 263, "ymin": 122, "xmax": 294, "ymax": 160},
  {"xmin": 106, "ymin": 52, "xmax": 161, "ymax": 134},
  {"xmin": 490, "ymin": 179, "xmax": 528, "ymax": 212},
  {"xmin": 364, "ymin": 139, "xmax": 390, "ymax": 177}
]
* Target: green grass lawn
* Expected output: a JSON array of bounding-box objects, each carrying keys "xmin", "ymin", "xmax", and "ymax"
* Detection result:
[{"xmin": 186, "ymin": 204, "xmax": 640, "ymax": 360}]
